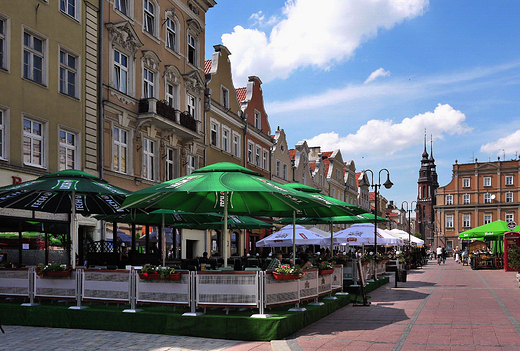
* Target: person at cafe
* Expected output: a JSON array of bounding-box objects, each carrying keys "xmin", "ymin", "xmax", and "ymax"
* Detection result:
[
  {"xmin": 267, "ymin": 253, "xmax": 283, "ymax": 270},
  {"xmin": 300, "ymin": 253, "xmax": 312, "ymax": 269}
]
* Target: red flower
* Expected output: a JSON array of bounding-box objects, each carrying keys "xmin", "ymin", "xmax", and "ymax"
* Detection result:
[{"xmin": 143, "ymin": 272, "xmax": 148, "ymax": 276}]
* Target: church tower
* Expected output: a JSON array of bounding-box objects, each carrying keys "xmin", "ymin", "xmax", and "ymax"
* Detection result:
[{"xmin": 417, "ymin": 133, "xmax": 439, "ymax": 247}]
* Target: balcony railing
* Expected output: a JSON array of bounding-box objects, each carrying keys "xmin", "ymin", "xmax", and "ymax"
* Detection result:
[{"xmin": 138, "ymin": 98, "xmax": 198, "ymax": 133}]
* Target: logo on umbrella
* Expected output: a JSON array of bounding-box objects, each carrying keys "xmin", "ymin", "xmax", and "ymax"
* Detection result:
[
  {"xmin": 347, "ymin": 237, "xmax": 358, "ymax": 242},
  {"xmin": 165, "ymin": 175, "xmax": 201, "ymax": 189},
  {"xmin": 299, "ymin": 233, "xmax": 308, "ymax": 239}
]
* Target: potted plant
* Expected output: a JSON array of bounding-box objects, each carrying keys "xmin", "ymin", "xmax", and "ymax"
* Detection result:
[
  {"xmin": 272, "ymin": 264, "xmax": 305, "ymax": 280},
  {"xmin": 139, "ymin": 265, "xmax": 180, "ymax": 280},
  {"xmin": 36, "ymin": 262, "xmax": 71, "ymax": 277},
  {"xmin": 318, "ymin": 261, "xmax": 334, "ymax": 275},
  {"xmin": 360, "ymin": 254, "xmax": 373, "ymax": 265}
]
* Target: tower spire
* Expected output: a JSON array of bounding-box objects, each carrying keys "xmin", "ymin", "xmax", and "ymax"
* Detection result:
[
  {"xmin": 430, "ymin": 134, "xmax": 434, "ymax": 162},
  {"xmin": 422, "ymin": 128, "xmax": 428, "ymax": 160}
]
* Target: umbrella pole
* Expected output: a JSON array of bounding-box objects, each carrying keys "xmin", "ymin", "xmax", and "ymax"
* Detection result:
[
  {"xmin": 330, "ymin": 222, "xmax": 334, "ymax": 258},
  {"xmin": 223, "ymin": 192, "xmax": 228, "ymax": 268},
  {"xmin": 71, "ymin": 191, "xmax": 76, "ymax": 269},
  {"xmin": 162, "ymin": 214, "xmax": 166, "ymax": 266},
  {"xmin": 292, "ymin": 211, "xmax": 296, "ymax": 266}
]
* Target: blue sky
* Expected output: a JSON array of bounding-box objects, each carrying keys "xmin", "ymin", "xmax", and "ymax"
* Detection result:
[{"xmin": 205, "ymin": 0, "xmax": 520, "ymax": 209}]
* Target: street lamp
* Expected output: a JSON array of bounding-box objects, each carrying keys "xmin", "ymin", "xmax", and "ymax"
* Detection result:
[
  {"xmin": 401, "ymin": 201, "xmax": 418, "ymax": 247},
  {"xmin": 358, "ymin": 169, "xmax": 393, "ymax": 279}
]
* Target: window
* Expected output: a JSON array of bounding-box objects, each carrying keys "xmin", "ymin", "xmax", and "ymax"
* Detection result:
[
  {"xmin": 59, "ymin": 49, "xmax": 77, "ymax": 98},
  {"xmin": 506, "ymin": 213, "xmax": 514, "ymax": 223},
  {"xmin": 60, "ymin": 0, "xmax": 78, "ymax": 20},
  {"xmin": 143, "ymin": 68, "xmax": 154, "ymax": 98},
  {"xmin": 506, "ymin": 192, "xmax": 513, "ymax": 203},
  {"xmin": 263, "ymin": 149, "xmax": 269, "ymax": 171},
  {"xmin": 187, "ymin": 34, "xmax": 196, "ymax": 65},
  {"xmin": 166, "ymin": 17, "xmax": 176, "ymax": 51},
  {"xmin": 115, "ymin": 0, "xmax": 129, "ymax": 16},
  {"xmin": 210, "ymin": 120, "xmax": 219, "ymax": 147},
  {"xmin": 23, "ymin": 31, "xmax": 45, "ymax": 84},
  {"xmin": 221, "ymin": 87, "xmax": 229, "ymax": 108},
  {"xmin": 142, "ymin": 138, "xmax": 155, "ymax": 180},
  {"xmin": 446, "ymin": 214, "xmax": 454, "ymax": 228},
  {"xmin": 186, "ymin": 93, "xmax": 196, "ymax": 119},
  {"xmin": 336, "ymin": 169, "xmax": 341, "ymax": 180},
  {"xmin": 484, "ymin": 177, "xmax": 491, "ymax": 187},
  {"xmin": 59, "ymin": 129, "xmax": 77, "ymax": 170},
  {"xmin": 114, "ymin": 49, "xmax": 128, "ymax": 94},
  {"xmin": 332, "ymin": 188, "xmax": 336, "ymax": 199},
  {"xmin": 254, "ymin": 111, "xmax": 261, "ymax": 129},
  {"xmin": 143, "ymin": 0, "xmax": 155, "ymax": 35},
  {"xmin": 247, "ymin": 142, "xmax": 254, "ymax": 163},
  {"xmin": 0, "ymin": 17, "xmax": 7, "ymax": 70},
  {"xmin": 462, "ymin": 214, "xmax": 471, "ymax": 228},
  {"xmin": 232, "ymin": 132, "xmax": 240, "ymax": 157},
  {"xmin": 186, "ymin": 154, "xmax": 196, "ymax": 175},
  {"xmin": 166, "ymin": 83, "xmax": 176, "ymax": 107},
  {"xmin": 222, "ymin": 127, "xmax": 230, "ymax": 153},
  {"xmin": 255, "ymin": 146, "xmax": 261, "ymax": 167},
  {"xmin": 283, "ymin": 163, "xmax": 288, "ymax": 180},
  {"xmin": 113, "ymin": 127, "xmax": 127, "ymax": 173},
  {"xmin": 165, "ymin": 148, "xmax": 176, "ymax": 181},
  {"xmin": 462, "ymin": 178, "xmax": 470, "ymax": 188},
  {"xmin": 463, "ymin": 194, "xmax": 470, "ymax": 204},
  {"xmin": 446, "ymin": 194, "xmax": 453, "ymax": 205},
  {"xmin": 0, "ymin": 109, "xmax": 6, "ymax": 159},
  {"xmin": 506, "ymin": 175, "xmax": 514, "ymax": 186},
  {"xmin": 484, "ymin": 193, "xmax": 492, "ymax": 204},
  {"xmin": 484, "ymin": 213, "xmax": 492, "ymax": 225},
  {"xmin": 276, "ymin": 160, "xmax": 281, "ymax": 177},
  {"xmin": 23, "ymin": 118, "xmax": 44, "ymax": 167}
]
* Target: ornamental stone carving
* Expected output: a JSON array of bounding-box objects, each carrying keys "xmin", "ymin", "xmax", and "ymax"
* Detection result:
[{"xmin": 106, "ymin": 22, "xmax": 143, "ymax": 56}]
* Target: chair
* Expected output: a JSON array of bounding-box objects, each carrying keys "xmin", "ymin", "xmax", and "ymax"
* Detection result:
[
  {"xmin": 207, "ymin": 258, "xmax": 218, "ymax": 270},
  {"xmin": 246, "ymin": 258, "xmax": 260, "ymax": 268}
]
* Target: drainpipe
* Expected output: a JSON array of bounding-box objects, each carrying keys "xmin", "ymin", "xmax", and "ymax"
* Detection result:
[{"xmin": 97, "ymin": 0, "xmax": 105, "ymax": 241}]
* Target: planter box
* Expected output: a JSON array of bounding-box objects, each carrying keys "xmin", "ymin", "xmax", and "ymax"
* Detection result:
[
  {"xmin": 38, "ymin": 270, "xmax": 71, "ymax": 278},
  {"xmin": 138, "ymin": 272, "xmax": 181, "ymax": 281},
  {"xmin": 272, "ymin": 272, "xmax": 301, "ymax": 280},
  {"xmin": 319, "ymin": 269, "xmax": 334, "ymax": 276}
]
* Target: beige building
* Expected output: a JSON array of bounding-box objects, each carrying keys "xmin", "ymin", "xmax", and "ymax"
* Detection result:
[
  {"xmin": 0, "ymin": 0, "xmax": 102, "ymax": 247},
  {"xmin": 290, "ymin": 140, "xmax": 313, "ymax": 187},
  {"xmin": 343, "ymin": 160, "xmax": 358, "ymax": 207},
  {"xmin": 271, "ymin": 126, "xmax": 291, "ymax": 184},
  {"xmin": 204, "ymin": 45, "xmax": 247, "ymax": 257},
  {"xmin": 100, "ymin": 0, "xmax": 215, "ymax": 259},
  {"xmin": 435, "ymin": 158, "xmax": 520, "ymax": 251}
]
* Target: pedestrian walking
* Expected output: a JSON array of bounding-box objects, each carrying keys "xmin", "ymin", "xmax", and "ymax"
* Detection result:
[{"xmin": 436, "ymin": 246, "xmax": 443, "ymax": 265}]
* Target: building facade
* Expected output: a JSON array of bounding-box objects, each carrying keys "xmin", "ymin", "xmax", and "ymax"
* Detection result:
[
  {"xmin": 435, "ymin": 158, "xmax": 520, "ymax": 251},
  {"xmin": 271, "ymin": 126, "xmax": 291, "ymax": 184},
  {"xmin": 417, "ymin": 137, "xmax": 438, "ymax": 248}
]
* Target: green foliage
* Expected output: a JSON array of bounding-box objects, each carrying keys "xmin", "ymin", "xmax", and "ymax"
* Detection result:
[
  {"xmin": 140, "ymin": 264, "xmax": 176, "ymax": 278},
  {"xmin": 36, "ymin": 262, "xmax": 69, "ymax": 276},
  {"xmin": 275, "ymin": 264, "xmax": 305, "ymax": 278},
  {"xmin": 507, "ymin": 245, "xmax": 520, "ymax": 270},
  {"xmin": 318, "ymin": 261, "xmax": 334, "ymax": 270}
]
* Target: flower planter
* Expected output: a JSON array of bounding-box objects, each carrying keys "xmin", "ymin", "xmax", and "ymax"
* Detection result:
[
  {"xmin": 139, "ymin": 272, "xmax": 181, "ymax": 281},
  {"xmin": 38, "ymin": 270, "xmax": 72, "ymax": 278},
  {"xmin": 361, "ymin": 261, "xmax": 370, "ymax": 266},
  {"xmin": 319, "ymin": 269, "xmax": 334, "ymax": 276},
  {"xmin": 272, "ymin": 272, "xmax": 301, "ymax": 280}
]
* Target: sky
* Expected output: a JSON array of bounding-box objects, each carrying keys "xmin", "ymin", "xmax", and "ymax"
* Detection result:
[{"xmin": 205, "ymin": 0, "xmax": 520, "ymax": 210}]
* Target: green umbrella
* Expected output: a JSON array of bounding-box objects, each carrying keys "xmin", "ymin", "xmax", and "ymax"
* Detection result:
[
  {"xmin": 95, "ymin": 210, "xmax": 222, "ymax": 226},
  {"xmin": 0, "ymin": 169, "xmax": 131, "ymax": 267},
  {"xmin": 173, "ymin": 215, "xmax": 273, "ymax": 230},
  {"xmin": 121, "ymin": 162, "xmax": 356, "ymax": 266},
  {"xmin": 458, "ymin": 220, "xmax": 520, "ymax": 240},
  {"xmin": 279, "ymin": 183, "xmax": 369, "ymax": 260}
]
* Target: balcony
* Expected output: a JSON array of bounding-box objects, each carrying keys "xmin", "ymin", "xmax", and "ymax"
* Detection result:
[{"xmin": 138, "ymin": 98, "xmax": 200, "ymax": 140}]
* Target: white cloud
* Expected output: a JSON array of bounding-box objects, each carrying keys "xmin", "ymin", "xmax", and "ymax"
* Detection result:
[
  {"xmin": 480, "ymin": 130, "xmax": 520, "ymax": 155},
  {"xmin": 222, "ymin": 0, "xmax": 429, "ymax": 85},
  {"xmin": 304, "ymin": 104, "xmax": 472, "ymax": 156},
  {"xmin": 249, "ymin": 11, "xmax": 278, "ymax": 26},
  {"xmin": 365, "ymin": 68, "xmax": 391, "ymax": 84}
]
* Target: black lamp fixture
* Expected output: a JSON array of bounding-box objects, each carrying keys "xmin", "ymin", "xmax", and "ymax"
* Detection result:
[
  {"xmin": 401, "ymin": 200, "xmax": 417, "ymax": 246},
  {"xmin": 360, "ymin": 168, "xmax": 393, "ymax": 280}
]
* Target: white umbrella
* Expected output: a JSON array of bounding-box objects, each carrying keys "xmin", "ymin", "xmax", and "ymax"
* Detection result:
[
  {"xmin": 256, "ymin": 225, "xmax": 325, "ymax": 247},
  {"xmin": 324, "ymin": 223, "xmax": 404, "ymax": 246},
  {"xmin": 389, "ymin": 229, "xmax": 424, "ymax": 246}
]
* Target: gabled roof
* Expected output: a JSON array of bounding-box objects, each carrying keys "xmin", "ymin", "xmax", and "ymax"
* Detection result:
[
  {"xmin": 236, "ymin": 87, "xmax": 247, "ymax": 103},
  {"xmin": 204, "ymin": 59, "xmax": 212, "ymax": 74},
  {"xmin": 369, "ymin": 192, "xmax": 376, "ymax": 201},
  {"xmin": 309, "ymin": 161, "xmax": 316, "ymax": 173},
  {"xmin": 289, "ymin": 149, "xmax": 296, "ymax": 160},
  {"xmin": 356, "ymin": 172, "xmax": 362, "ymax": 187}
]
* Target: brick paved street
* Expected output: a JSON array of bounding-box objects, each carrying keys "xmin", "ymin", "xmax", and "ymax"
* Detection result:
[{"xmin": 2, "ymin": 259, "xmax": 520, "ymax": 350}]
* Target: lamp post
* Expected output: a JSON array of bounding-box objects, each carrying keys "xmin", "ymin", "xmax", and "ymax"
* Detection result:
[
  {"xmin": 401, "ymin": 200, "xmax": 417, "ymax": 247},
  {"xmin": 358, "ymin": 169, "xmax": 393, "ymax": 279}
]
